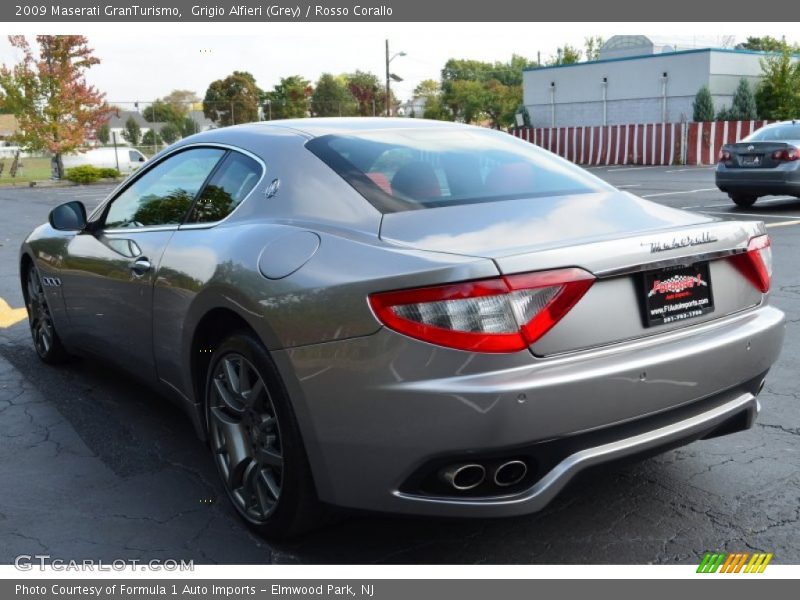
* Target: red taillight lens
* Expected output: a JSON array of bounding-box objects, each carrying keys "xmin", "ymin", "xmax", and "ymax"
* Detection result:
[
  {"xmin": 772, "ymin": 147, "xmax": 800, "ymax": 161},
  {"xmin": 718, "ymin": 149, "xmax": 731, "ymax": 162},
  {"xmin": 368, "ymin": 268, "xmax": 595, "ymax": 353},
  {"xmin": 729, "ymin": 235, "xmax": 772, "ymax": 293}
]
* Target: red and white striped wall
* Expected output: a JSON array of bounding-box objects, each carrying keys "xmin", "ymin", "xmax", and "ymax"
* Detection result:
[{"xmin": 512, "ymin": 120, "xmax": 773, "ymax": 166}]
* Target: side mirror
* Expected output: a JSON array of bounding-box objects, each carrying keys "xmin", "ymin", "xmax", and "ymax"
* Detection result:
[
  {"xmin": 49, "ymin": 201, "xmax": 87, "ymax": 231},
  {"xmin": 138, "ymin": 156, "xmax": 145, "ymax": 162}
]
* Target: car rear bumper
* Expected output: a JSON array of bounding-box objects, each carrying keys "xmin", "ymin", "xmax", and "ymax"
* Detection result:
[
  {"xmin": 716, "ymin": 166, "xmax": 800, "ymax": 195},
  {"xmin": 276, "ymin": 304, "xmax": 785, "ymax": 517}
]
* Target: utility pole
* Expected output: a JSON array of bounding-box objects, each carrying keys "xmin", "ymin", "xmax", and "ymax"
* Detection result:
[{"xmin": 385, "ymin": 39, "xmax": 391, "ymax": 117}]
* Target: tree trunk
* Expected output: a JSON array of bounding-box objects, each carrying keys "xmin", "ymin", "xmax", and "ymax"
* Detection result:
[{"xmin": 55, "ymin": 153, "xmax": 64, "ymax": 179}]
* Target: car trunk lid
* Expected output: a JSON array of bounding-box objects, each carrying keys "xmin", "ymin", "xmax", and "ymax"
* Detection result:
[
  {"xmin": 380, "ymin": 191, "xmax": 765, "ymax": 355},
  {"xmin": 723, "ymin": 140, "xmax": 800, "ymax": 169}
]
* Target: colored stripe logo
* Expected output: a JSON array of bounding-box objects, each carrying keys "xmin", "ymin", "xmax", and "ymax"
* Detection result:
[{"xmin": 697, "ymin": 552, "xmax": 773, "ymax": 573}]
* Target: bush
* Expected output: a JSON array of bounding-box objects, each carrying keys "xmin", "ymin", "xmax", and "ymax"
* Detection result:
[
  {"xmin": 64, "ymin": 165, "xmax": 120, "ymax": 184},
  {"xmin": 693, "ymin": 85, "xmax": 715, "ymax": 122}
]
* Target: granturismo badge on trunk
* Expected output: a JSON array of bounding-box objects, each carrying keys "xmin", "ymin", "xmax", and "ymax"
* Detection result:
[{"xmin": 643, "ymin": 231, "xmax": 718, "ymax": 253}]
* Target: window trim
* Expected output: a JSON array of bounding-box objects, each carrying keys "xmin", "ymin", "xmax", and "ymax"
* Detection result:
[{"xmin": 90, "ymin": 143, "xmax": 266, "ymax": 233}]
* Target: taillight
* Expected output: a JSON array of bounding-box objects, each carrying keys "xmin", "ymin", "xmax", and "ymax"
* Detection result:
[
  {"xmin": 718, "ymin": 149, "xmax": 731, "ymax": 162},
  {"xmin": 729, "ymin": 235, "xmax": 772, "ymax": 293},
  {"xmin": 772, "ymin": 147, "xmax": 800, "ymax": 161},
  {"xmin": 368, "ymin": 268, "xmax": 595, "ymax": 353}
]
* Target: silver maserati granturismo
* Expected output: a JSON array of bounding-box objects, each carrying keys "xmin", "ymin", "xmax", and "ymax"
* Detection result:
[{"xmin": 20, "ymin": 118, "xmax": 785, "ymax": 537}]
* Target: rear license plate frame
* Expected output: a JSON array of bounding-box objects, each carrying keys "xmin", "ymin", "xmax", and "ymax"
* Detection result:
[{"xmin": 641, "ymin": 262, "xmax": 715, "ymax": 327}]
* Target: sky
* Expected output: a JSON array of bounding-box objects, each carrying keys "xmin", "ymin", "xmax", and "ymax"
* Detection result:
[{"xmin": 1, "ymin": 23, "xmax": 798, "ymax": 107}]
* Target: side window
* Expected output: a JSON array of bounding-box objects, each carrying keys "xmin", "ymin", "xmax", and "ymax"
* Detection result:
[
  {"xmin": 104, "ymin": 148, "xmax": 225, "ymax": 229},
  {"xmin": 186, "ymin": 151, "xmax": 261, "ymax": 223},
  {"xmin": 128, "ymin": 150, "xmax": 143, "ymax": 162}
]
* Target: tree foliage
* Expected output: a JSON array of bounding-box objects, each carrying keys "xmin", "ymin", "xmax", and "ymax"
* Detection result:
[
  {"xmin": 692, "ymin": 85, "xmax": 715, "ymax": 122},
  {"xmin": 736, "ymin": 36, "xmax": 799, "ymax": 52},
  {"xmin": 756, "ymin": 44, "xmax": 800, "ymax": 120},
  {"xmin": 96, "ymin": 123, "xmax": 110, "ymax": 145},
  {"xmin": 345, "ymin": 70, "xmax": 384, "ymax": 116},
  {"xmin": 729, "ymin": 78, "xmax": 758, "ymax": 120},
  {"xmin": 311, "ymin": 73, "xmax": 357, "ymax": 117},
  {"xmin": 203, "ymin": 71, "xmax": 261, "ymax": 126},
  {"xmin": 159, "ymin": 122, "xmax": 181, "ymax": 145},
  {"xmin": 264, "ymin": 75, "xmax": 312, "ymax": 119},
  {"xmin": 122, "ymin": 115, "xmax": 140, "ymax": 145},
  {"xmin": 143, "ymin": 100, "xmax": 184, "ymax": 124},
  {"xmin": 0, "ymin": 35, "xmax": 111, "ymax": 177},
  {"xmin": 438, "ymin": 55, "xmax": 536, "ymax": 128},
  {"xmin": 584, "ymin": 36, "xmax": 604, "ymax": 62},
  {"xmin": 548, "ymin": 44, "xmax": 582, "ymax": 66}
]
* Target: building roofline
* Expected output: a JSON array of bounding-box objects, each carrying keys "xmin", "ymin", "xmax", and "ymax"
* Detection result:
[{"xmin": 523, "ymin": 47, "xmax": 796, "ymax": 72}]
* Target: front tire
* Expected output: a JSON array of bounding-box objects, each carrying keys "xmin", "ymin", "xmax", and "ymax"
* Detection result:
[
  {"xmin": 204, "ymin": 331, "xmax": 322, "ymax": 538},
  {"xmin": 730, "ymin": 194, "xmax": 757, "ymax": 208},
  {"xmin": 24, "ymin": 265, "xmax": 68, "ymax": 364}
]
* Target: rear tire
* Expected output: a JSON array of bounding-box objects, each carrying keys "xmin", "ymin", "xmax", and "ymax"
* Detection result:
[
  {"xmin": 204, "ymin": 330, "xmax": 323, "ymax": 538},
  {"xmin": 730, "ymin": 194, "xmax": 757, "ymax": 209},
  {"xmin": 24, "ymin": 265, "xmax": 69, "ymax": 365}
]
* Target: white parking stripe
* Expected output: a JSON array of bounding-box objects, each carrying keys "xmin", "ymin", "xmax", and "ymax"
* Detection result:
[
  {"xmin": 606, "ymin": 165, "xmax": 658, "ymax": 172},
  {"xmin": 690, "ymin": 197, "xmax": 797, "ymax": 210},
  {"xmin": 641, "ymin": 188, "xmax": 717, "ymax": 198},
  {"xmin": 767, "ymin": 220, "xmax": 800, "ymax": 228},
  {"xmin": 616, "ymin": 184, "xmax": 641, "ymax": 188},
  {"xmin": 665, "ymin": 167, "xmax": 715, "ymax": 173},
  {"xmin": 697, "ymin": 209, "xmax": 800, "ymax": 219}
]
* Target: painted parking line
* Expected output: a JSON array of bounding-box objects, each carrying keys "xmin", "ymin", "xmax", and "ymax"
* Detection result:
[
  {"xmin": 616, "ymin": 184, "xmax": 642, "ymax": 188},
  {"xmin": 665, "ymin": 167, "xmax": 716, "ymax": 173},
  {"xmin": 766, "ymin": 220, "xmax": 800, "ymax": 228},
  {"xmin": 606, "ymin": 166, "xmax": 659, "ymax": 172},
  {"xmin": 0, "ymin": 297, "xmax": 26, "ymax": 328},
  {"xmin": 690, "ymin": 197, "xmax": 798, "ymax": 210},
  {"xmin": 641, "ymin": 188, "xmax": 717, "ymax": 198},
  {"xmin": 696, "ymin": 209, "xmax": 800, "ymax": 220}
]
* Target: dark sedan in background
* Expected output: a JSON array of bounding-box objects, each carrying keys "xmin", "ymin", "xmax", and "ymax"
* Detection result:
[{"xmin": 717, "ymin": 120, "xmax": 800, "ymax": 207}]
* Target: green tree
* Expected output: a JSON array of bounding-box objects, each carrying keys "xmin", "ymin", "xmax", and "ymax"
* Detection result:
[
  {"xmin": 548, "ymin": 44, "xmax": 582, "ymax": 66},
  {"xmin": 203, "ymin": 71, "xmax": 261, "ymax": 127},
  {"xmin": 584, "ymin": 36, "xmax": 604, "ymax": 61},
  {"xmin": 736, "ymin": 36, "xmax": 796, "ymax": 52},
  {"xmin": 692, "ymin": 85, "xmax": 715, "ymax": 122},
  {"xmin": 311, "ymin": 73, "xmax": 356, "ymax": 117},
  {"xmin": 179, "ymin": 116, "xmax": 198, "ymax": 137},
  {"xmin": 729, "ymin": 78, "xmax": 758, "ymax": 120},
  {"xmin": 264, "ymin": 75, "xmax": 312, "ymax": 119},
  {"xmin": 0, "ymin": 35, "xmax": 111, "ymax": 178},
  {"xmin": 159, "ymin": 122, "xmax": 180, "ymax": 144},
  {"xmin": 716, "ymin": 105, "xmax": 732, "ymax": 121},
  {"xmin": 141, "ymin": 129, "xmax": 161, "ymax": 147},
  {"xmin": 143, "ymin": 100, "xmax": 184, "ymax": 124},
  {"xmin": 756, "ymin": 44, "xmax": 800, "ymax": 120},
  {"xmin": 346, "ymin": 70, "xmax": 383, "ymax": 116},
  {"xmin": 122, "ymin": 115, "xmax": 140, "ymax": 145},
  {"xmin": 413, "ymin": 79, "xmax": 441, "ymax": 100},
  {"xmin": 96, "ymin": 123, "xmax": 110, "ymax": 145}
]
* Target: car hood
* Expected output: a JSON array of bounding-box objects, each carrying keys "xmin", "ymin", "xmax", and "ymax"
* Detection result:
[{"xmin": 379, "ymin": 191, "xmax": 713, "ymax": 259}]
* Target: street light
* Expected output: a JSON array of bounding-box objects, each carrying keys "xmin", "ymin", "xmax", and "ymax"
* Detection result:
[{"xmin": 385, "ymin": 40, "xmax": 406, "ymax": 117}]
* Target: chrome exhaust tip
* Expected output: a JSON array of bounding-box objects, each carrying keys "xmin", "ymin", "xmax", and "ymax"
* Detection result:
[
  {"xmin": 493, "ymin": 460, "xmax": 528, "ymax": 487},
  {"xmin": 440, "ymin": 464, "xmax": 486, "ymax": 491}
]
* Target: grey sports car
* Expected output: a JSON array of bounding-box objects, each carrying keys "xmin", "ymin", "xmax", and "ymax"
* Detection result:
[
  {"xmin": 717, "ymin": 120, "xmax": 800, "ymax": 207},
  {"xmin": 20, "ymin": 118, "xmax": 785, "ymax": 537}
]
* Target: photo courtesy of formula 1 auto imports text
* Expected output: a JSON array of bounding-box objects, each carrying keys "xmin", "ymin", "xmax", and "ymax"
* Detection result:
[{"xmin": 0, "ymin": 0, "xmax": 798, "ymax": 597}]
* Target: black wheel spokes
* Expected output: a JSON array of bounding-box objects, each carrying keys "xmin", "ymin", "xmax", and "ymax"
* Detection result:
[
  {"xmin": 27, "ymin": 270, "xmax": 53, "ymax": 356},
  {"xmin": 210, "ymin": 353, "xmax": 283, "ymax": 521}
]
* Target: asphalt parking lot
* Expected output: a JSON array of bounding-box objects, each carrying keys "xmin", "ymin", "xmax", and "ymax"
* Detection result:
[{"xmin": 0, "ymin": 167, "xmax": 798, "ymax": 565}]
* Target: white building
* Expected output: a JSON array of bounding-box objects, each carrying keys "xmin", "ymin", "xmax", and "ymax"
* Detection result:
[{"xmin": 523, "ymin": 36, "xmax": 777, "ymax": 128}]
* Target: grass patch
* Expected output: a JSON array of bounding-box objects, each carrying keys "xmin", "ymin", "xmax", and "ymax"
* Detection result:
[{"xmin": 0, "ymin": 155, "xmax": 53, "ymax": 184}]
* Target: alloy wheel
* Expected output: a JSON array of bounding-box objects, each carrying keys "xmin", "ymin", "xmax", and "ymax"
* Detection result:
[
  {"xmin": 208, "ymin": 353, "xmax": 283, "ymax": 522},
  {"xmin": 26, "ymin": 269, "xmax": 56, "ymax": 358}
]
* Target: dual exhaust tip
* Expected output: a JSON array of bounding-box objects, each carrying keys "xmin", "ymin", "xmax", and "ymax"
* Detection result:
[{"xmin": 440, "ymin": 460, "xmax": 528, "ymax": 491}]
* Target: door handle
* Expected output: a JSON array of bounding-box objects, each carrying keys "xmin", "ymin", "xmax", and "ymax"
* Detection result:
[{"xmin": 130, "ymin": 257, "xmax": 152, "ymax": 274}]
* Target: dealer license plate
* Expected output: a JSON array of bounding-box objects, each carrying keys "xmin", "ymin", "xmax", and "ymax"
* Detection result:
[{"xmin": 642, "ymin": 263, "xmax": 714, "ymax": 327}]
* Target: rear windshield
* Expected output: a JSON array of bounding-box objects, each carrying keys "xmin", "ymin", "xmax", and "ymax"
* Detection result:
[
  {"xmin": 305, "ymin": 128, "xmax": 612, "ymax": 212},
  {"xmin": 745, "ymin": 123, "xmax": 800, "ymax": 141}
]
